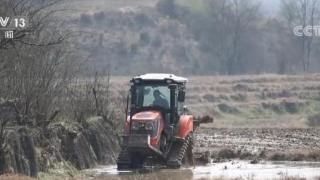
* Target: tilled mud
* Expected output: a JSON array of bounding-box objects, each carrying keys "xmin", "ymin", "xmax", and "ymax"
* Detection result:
[
  {"xmin": 194, "ymin": 128, "xmax": 320, "ymax": 162},
  {"xmin": 84, "ymin": 128, "xmax": 320, "ymax": 179}
]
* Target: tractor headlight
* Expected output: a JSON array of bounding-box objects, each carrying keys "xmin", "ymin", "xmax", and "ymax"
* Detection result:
[{"xmin": 131, "ymin": 121, "xmax": 156, "ymax": 131}]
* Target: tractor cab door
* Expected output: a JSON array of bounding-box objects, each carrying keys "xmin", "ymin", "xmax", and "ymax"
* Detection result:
[
  {"xmin": 169, "ymin": 84, "xmax": 186, "ymax": 123},
  {"xmin": 177, "ymin": 88, "xmax": 186, "ymax": 116}
]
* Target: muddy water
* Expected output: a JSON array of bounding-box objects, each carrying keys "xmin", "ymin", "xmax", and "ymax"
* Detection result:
[{"xmin": 84, "ymin": 161, "xmax": 320, "ymax": 180}]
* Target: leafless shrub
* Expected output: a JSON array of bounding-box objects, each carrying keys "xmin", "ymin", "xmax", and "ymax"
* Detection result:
[
  {"xmin": 0, "ymin": 100, "xmax": 19, "ymax": 174},
  {"xmin": 0, "ymin": 0, "xmax": 76, "ymax": 127},
  {"xmin": 0, "ymin": 0, "xmax": 69, "ymax": 49},
  {"xmin": 63, "ymin": 72, "xmax": 125, "ymax": 131},
  {"xmin": 0, "ymin": 44, "xmax": 77, "ymax": 127}
]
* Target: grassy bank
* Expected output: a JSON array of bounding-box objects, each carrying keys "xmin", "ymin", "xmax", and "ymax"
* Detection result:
[{"xmin": 110, "ymin": 74, "xmax": 320, "ymax": 128}]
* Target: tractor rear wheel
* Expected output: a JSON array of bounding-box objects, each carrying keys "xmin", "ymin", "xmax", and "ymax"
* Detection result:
[
  {"xmin": 131, "ymin": 154, "xmax": 145, "ymax": 169},
  {"xmin": 117, "ymin": 148, "xmax": 145, "ymax": 170},
  {"xmin": 117, "ymin": 148, "xmax": 132, "ymax": 170},
  {"xmin": 166, "ymin": 134, "xmax": 193, "ymax": 168}
]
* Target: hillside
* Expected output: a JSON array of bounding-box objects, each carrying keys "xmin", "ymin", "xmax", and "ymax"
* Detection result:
[
  {"xmin": 66, "ymin": 0, "xmax": 157, "ymax": 13},
  {"xmin": 65, "ymin": 0, "xmax": 320, "ymax": 76}
]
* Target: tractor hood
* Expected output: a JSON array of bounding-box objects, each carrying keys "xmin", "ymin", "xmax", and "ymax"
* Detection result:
[{"xmin": 132, "ymin": 111, "xmax": 161, "ymax": 121}]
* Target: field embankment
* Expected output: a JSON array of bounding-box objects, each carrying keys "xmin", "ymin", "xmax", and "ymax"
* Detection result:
[{"xmin": 110, "ymin": 74, "xmax": 320, "ymax": 128}]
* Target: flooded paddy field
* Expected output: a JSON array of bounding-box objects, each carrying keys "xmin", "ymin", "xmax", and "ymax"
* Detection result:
[
  {"xmin": 84, "ymin": 161, "xmax": 320, "ymax": 180},
  {"xmin": 85, "ymin": 128, "xmax": 320, "ymax": 180}
]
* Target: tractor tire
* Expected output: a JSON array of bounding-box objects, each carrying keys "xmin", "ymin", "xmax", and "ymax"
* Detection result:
[
  {"xmin": 166, "ymin": 134, "xmax": 193, "ymax": 168},
  {"xmin": 117, "ymin": 148, "xmax": 146, "ymax": 170},
  {"xmin": 117, "ymin": 148, "xmax": 132, "ymax": 170},
  {"xmin": 131, "ymin": 154, "xmax": 145, "ymax": 169},
  {"xmin": 184, "ymin": 133, "xmax": 194, "ymax": 166}
]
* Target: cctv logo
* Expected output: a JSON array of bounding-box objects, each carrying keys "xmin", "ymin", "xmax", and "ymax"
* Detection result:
[
  {"xmin": 0, "ymin": 16, "xmax": 28, "ymax": 30},
  {"xmin": 293, "ymin": 25, "xmax": 320, "ymax": 37},
  {"xmin": 0, "ymin": 17, "xmax": 10, "ymax": 27}
]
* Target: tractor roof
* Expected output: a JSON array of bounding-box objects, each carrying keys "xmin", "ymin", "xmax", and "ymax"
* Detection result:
[{"xmin": 132, "ymin": 73, "xmax": 188, "ymax": 83}]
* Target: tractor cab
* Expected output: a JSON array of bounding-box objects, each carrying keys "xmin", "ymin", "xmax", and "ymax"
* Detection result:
[
  {"xmin": 129, "ymin": 73, "xmax": 187, "ymax": 127},
  {"xmin": 118, "ymin": 74, "xmax": 194, "ymax": 169}
]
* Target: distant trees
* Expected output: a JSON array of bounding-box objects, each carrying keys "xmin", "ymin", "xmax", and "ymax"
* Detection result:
[
  {"xmin": 176, "ymin": 0, "xmax": 261, "ymax": 75},
  {"xmin": 280, "ymin": 0, "xmax": 320, "ymax": 72},
  {"xmin": 0, "ymin": 0, "xmax": 75, "ymax": 126},
  {"xmin": 3, "ymin": 0, "xmax": 319, "ymax": 83},
  {"xmin": 0, "ymin": 0, "xmax": 67, "ymax": 49},
  {"xmin": 156, "ymin": 0, "xmax": 177, "ymax": 18},
  {"xmin": 153, "ymin": 0, "xmax": 320, "ymax": 75},
  {"xmin": 206, "ymin": 0, "xmax": 261, "ymax": 74}
]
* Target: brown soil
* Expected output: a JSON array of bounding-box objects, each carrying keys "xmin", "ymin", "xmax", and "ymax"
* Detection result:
[
  {"xmin": 194, "ymin": 127, "xmax": 320, "ymax": 163},
  {"xmin": 110, "ymin": 74, "xmax": 320, "ymax": 128}
]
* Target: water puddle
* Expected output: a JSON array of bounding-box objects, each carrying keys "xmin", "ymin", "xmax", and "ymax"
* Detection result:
[{"xmin": 84, "ymin": 161, "xmax": 320, "ymax": 179}]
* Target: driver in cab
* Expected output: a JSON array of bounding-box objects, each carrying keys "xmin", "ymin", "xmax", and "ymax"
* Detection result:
[{"xmin": 153, "ymin": 89, "xmax": 169, "ymax": 109}]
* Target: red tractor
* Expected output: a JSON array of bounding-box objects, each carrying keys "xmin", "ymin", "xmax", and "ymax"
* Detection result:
[{"xmin": 117, "ymin": 74, "xmax": 195, "ymax": 169}]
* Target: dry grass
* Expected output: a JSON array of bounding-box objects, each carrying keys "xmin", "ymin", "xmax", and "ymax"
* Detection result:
[
  {"xmin": 0, "ymin": 174, "xmax": 34, "ymax": 180},
  {"xmin": 109, "ymin": 74, "xmax": 320, "ymax": 128}
]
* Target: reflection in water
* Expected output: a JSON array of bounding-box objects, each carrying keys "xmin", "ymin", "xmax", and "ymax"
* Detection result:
[
  {"xmin": 92, "ymin": 168, "xmax": 193, "ymax": 180},
  {"xmin": 86, "ymin": 161, "xmax": 320, "ymax": 180}
]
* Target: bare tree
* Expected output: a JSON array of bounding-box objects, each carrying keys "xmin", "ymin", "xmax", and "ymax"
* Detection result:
[
  {"xmin": 64, "ymin": 70, "xmax": 118, "ymax": 128},
  {"xmin": 281, "ymin": 0, "xmax": 320, "ymax": 72},
  {"xmin": 205, "ymin": 0, "xmax": 261, "ymax": 74},
  {"xmin": 0, "ymin": 0, "xmax": 76, "ymax": 127},
  {"xmin": 0, "ymin": 0, "xmax": 68, "ymax": 49}
]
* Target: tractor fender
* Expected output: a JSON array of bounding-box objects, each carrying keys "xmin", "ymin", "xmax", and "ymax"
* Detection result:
[{"xmin": 177, "ymin": 115, "xmax": 194, "ymax": 139}]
